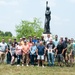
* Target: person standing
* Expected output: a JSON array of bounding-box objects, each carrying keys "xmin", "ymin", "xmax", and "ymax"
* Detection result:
[
  {"xmin": 56, "ymin": 39, "xmax": 64, "ymax": 66},
  {"xmin": 45, "ymin": 34, "xmax": 51, "ymax": 44},
  {"xmin": 13, "ymin": 39, "xmax": 18, "ymax": 46},
  {"xmin": 7, "ymin": 39, "xmax": 12, "ymax": 64},
  {"xmin": 20, "ymin": 38, "xmax": 24, "ymax": 46},
  {"xmin": 36, "ymin": 41, "xmax": 45, "ymax": 67},
  {"xmin": 32, "ymin": 36, "xmax": 38, "ymax": 44},
  {"xmin": 16, "ymin": 42, "xmax": 22, "ymax": 66},
  {"xmin": 63, "ymin": 37, "xmax": 68, "ymax": 63},
  {"xmin": 53, "ymin": 35, "xmax": 59, "ymax": 48},
  {"xmin": 0, "ymin": 38, "xmax": 8, "ymax": 63},
  {"xmin": 28, "ymin": 38, "xmax": 33, "ymax": 50},
  {"xmin": 66, "ymin": 39, "xmax": 73, "ymax": 66},
  {"xmin": 22, "ymin": 41, "xmax": 30, "ymax": 66},
  {"xmin": 10, "ymin": 43, "xmax": 16, "ymax": 65},
  {"xmin": 30, "ymin": 42, "xmax": 37, "ymax": 66},
  {"xmin": 45, "ymin": 34, "xmax": 52, "ymax": 62},
  {"xmin": 71, "ymin": 38, "xmax": 75, "ymax": 65},
  {"xmin": 46, "ymin": 39, "xmax": 55, "ymax": 66},
  {"xmin": 41, "ymin": 36, "xmax": 46, "ymax": 45}
]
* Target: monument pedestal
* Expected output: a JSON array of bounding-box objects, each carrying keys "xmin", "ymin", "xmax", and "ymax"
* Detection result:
[{"xmin": 42, "ymin": 33, "xmax": 52, "ymax": 40}]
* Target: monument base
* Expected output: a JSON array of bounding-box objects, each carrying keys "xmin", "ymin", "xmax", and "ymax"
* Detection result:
[
  {"xmin": 43, "ymin": 32, "xmax": 51, "ymax": 34},
  {"xmin": 42, "ymin": 33, "xmax": 52, "ymax": 40}
]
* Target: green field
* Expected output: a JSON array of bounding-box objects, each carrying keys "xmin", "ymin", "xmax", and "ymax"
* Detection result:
[{"xmin": 0, "ymin": 64, "xmax": 75, "ymax": 75}]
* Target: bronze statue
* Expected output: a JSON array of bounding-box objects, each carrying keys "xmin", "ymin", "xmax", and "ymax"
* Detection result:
[{"xmin": 43, "ymin": 1, "xmax": 51, "ymax": 34}]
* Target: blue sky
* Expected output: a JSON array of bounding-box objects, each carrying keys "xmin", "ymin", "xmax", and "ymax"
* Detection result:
[{"xmin": 0, "ymin": 0, "xmax": 75, "ymax": 39}]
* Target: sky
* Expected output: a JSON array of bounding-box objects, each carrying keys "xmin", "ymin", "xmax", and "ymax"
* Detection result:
[{"xmin": 0, "ymin": 0, "xmax": 75, "ymax": 39}]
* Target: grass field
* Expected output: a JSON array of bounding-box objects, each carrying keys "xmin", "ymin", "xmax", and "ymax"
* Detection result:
[{"xmin": 0, "ymin": 64, "xmax": 75, "ymax": 75}]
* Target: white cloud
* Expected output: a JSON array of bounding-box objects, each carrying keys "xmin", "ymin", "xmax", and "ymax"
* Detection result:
[{"xmin": 40, "ymin": 0, "xmax": 56, "ymax": 8}]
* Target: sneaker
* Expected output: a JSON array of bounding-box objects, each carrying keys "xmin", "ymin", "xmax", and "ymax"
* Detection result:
[
  {"xmin": 22, "ymin": 64, "xmax": 24, "ymax": 66},
  {"xmin": 42, "ymin": 65, "xmax": 45, "ymax": 68},
  {"xmin": 31, "ymin": 65, "xmax": 34, "ymax": 67},
  {"xmin": 17, "ymin": 65, "xmax": 20, "ymax": 66},
  {"xmin": 37, "ymin": 64, "xmax": 39, "ymax": 67},
  {"xmin": 26, "ymin": 64, "xmax": 29, "ymax": 66}
]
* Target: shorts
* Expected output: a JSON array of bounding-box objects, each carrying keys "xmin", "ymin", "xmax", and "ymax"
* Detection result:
[
  {"xmin": 63, "ymin": 50, "xmax": 66, "ymax": 58},
  {"xmin": 57, "ymin": 54, "xmax": 63, "ymax": 62},
  {"xmin": 37, "ymin": 55, "xmax": 44, "ymax": 60},
  {"xmin": 11, "ymin": 53, "xmax": 16, "ymax": 58}
]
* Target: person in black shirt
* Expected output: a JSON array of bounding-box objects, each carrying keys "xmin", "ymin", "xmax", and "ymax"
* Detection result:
[
  {"xmin": 56, "ymin": 39, "xmax": 64, "ymax": 66},
  {"xmin": 13, "ymin": 39, "xmax": 18, "ymax": 46},
  {"xmin": 46, "ymin": 39, "xmax": 55, "ymax": 66},
  {"xmin": 41, "ymin": 36, "xmax": 46, "ymax": 45},
  {"xmin": 63, "ymin": 37, "xmax": 68, "ymax": 64},
  {"xmin": 7, "ymin": 39, "xmax": 12, "ymax": 64}
]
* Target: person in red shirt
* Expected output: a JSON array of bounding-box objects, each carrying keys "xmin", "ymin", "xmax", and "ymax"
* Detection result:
[{"xmin": 28, "ymin": 38, "xmax": 33, "ymax": 50}]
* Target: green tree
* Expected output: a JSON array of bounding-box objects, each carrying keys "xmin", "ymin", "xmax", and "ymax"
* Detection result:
[
  {"xmin": 0, "ymin": 30, "xmax": 4, "ymax": 36},
  {"xmin": 5, "ymin": 32, "xmax": 12, "ymax": 37},
  {"xmin": 16, "ymin": 18, "xmax": 44, "ymax": 39}
]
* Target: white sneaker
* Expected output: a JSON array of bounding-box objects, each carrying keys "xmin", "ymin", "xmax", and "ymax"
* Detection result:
[
  {"xmin": 31, "ymin": 65, "xmax": 34, "ymax": 67},
  {"xmin": 42, "ymin": 65, "xmax": 45, "ymax": 68},
  {"xmin": 26, "ymin": 64, "xmax": 29, "ymax": 66},
  {"xmin": 37, "ymin": 64, "xmax": 39, "ymax": 67},
  {"xmin": 17, "ymin": 65, "xmax": 20, "ymax": 66},
  {"xmin": 22, "ymin": 64, "xmax": 24, "ymax": 66}
]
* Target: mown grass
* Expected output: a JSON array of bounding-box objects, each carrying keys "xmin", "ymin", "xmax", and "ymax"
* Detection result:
[{"xmin": 0, "ymin": 64, "xmax": 75, "ymax": 75}]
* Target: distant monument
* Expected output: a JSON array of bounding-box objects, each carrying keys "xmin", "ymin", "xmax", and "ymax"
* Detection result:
[{"xmin": 43, "ymin": 1, "xmax": 51, "ymax": 34}]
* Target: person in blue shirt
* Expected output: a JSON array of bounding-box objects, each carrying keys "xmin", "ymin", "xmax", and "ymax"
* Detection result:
[
  {"xmin": 32, "ymin": 36, "xmax": 38, "ymax": 44},
  {"xmin": 36, "ymin": 41, "xmax": 45, "ymax": 67},
  {"xmin": 30, "ymin": 42, "xmax": 37, "ymax": 66}
]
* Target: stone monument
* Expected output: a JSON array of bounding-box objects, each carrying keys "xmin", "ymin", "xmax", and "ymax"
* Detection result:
[
  {"xmin": 43, "ymin": 1, "xmax": 51, "ymax": 34},
  {"xmin": 43, "ymin": 1, "xmax": 52, "ymax": 40}
]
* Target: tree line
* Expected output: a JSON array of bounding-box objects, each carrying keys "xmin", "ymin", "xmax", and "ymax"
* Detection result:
[
  {"xmin": 0, "ymin": 31, "xmax": 12, "ymax": 37},
  {"xmin": 0, "ymin": 18, "xmax": 44, "ymax": 42}
]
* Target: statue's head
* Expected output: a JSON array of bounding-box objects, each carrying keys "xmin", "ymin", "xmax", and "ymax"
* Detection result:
[{"xmin": 46, "ymin": 7, "xmax": 50, "ymax": 10}]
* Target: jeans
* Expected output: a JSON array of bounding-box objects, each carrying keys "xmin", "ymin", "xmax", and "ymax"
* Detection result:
[
  {"xmin": 48, "ymin": 53, "xmax": 54, "ymax": 66},
  {"xmin": 17, "ymin": 55, "xmax": 22, "ymax": 65},
  {"xmin": 30, "ymin": 54, "xmax": 36, "ymax": 65},
  {"xmin": 57, "ymin": 54, "xmax": 63, "ymax": 62},
  {"xmin": 7, "ymin": 51, "xmax": 11, "ymax": 64}
]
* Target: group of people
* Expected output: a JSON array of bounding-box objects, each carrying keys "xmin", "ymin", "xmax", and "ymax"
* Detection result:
[{"xmin": 0, "ymin": 34, "xmax": 75, "ymax": 67}]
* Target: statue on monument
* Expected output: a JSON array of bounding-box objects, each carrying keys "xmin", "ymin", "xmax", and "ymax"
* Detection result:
[{"xmin": 43, "ymin": 1, "xmax": 51, "ymax": 34}]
